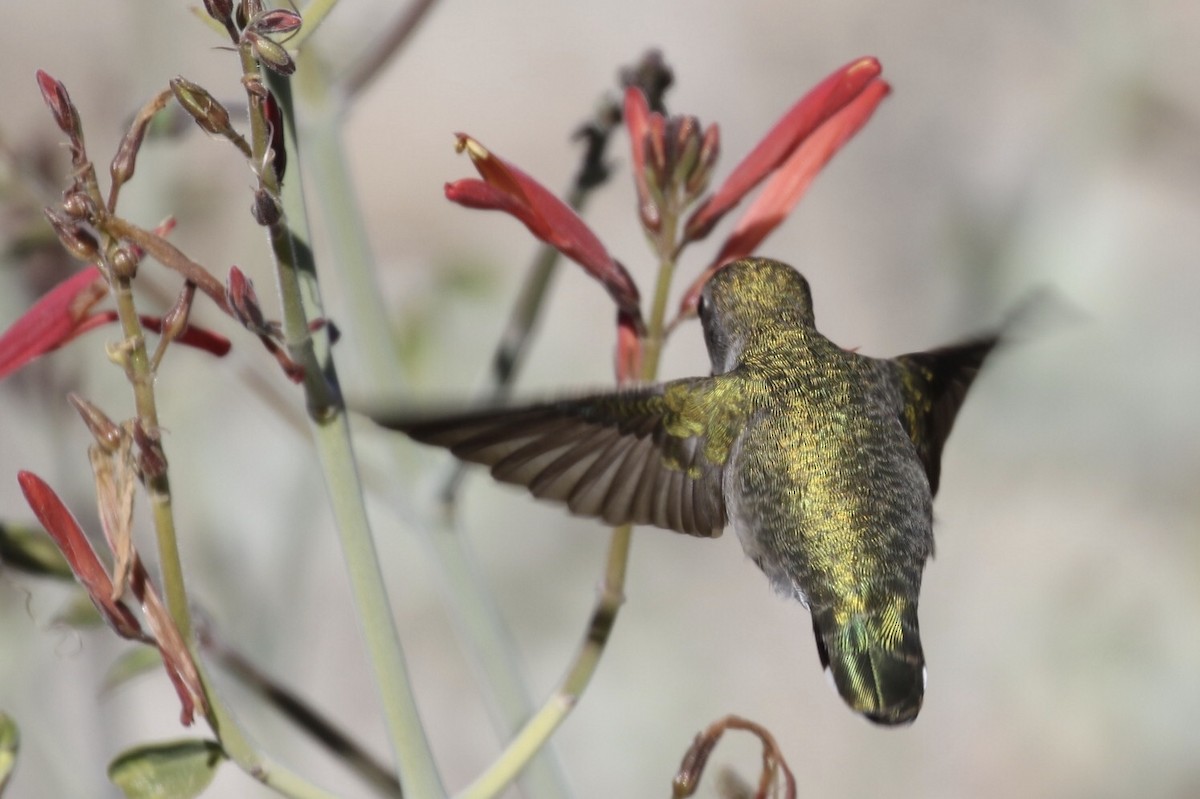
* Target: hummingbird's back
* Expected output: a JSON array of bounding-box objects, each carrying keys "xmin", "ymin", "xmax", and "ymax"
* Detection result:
[{"xmin": 729, "ymin": 327, "xmax": 933, "ymax": 724}]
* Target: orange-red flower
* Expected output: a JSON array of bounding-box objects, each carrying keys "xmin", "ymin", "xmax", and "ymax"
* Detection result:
[
  {"xmin": 0, "ymin": 266, "xmax": 231, "ymax": 381},
  {"xmin": 445, "ymin": 134, "xmax": 644, "ymax": 330}
]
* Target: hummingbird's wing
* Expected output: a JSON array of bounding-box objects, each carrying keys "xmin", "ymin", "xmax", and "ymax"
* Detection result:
[
  {"xmin": 893, "ymin": 336, "xmax": 997, "ymax": 495},
  {"xmin": 370, "ymin": 378, "xmax": 743, "ymax": 537}
]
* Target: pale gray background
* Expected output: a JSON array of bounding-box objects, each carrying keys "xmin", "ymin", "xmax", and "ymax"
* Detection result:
[{"xmin": 1, "ymin": 2, "xmax": 1198, "ymax": 797}]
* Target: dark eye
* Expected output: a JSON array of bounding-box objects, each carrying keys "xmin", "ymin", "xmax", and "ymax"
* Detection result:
[{"xmin": 696, "ymin": 294, "xmax": 707, "ymax": 317}]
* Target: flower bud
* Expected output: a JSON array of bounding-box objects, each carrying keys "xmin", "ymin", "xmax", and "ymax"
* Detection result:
[
  {"xmin": 44, "ymin": 208, "xmax": 99, "ymax": 262},
  {"xmin": 243, "ymin": 30, "xmax": 295, "ymax": 76},
  {"xmin": 170, "ymin": 77, "xmax": 232, "ymax": 137},
  {"xmin": 68, "ymin": 393, "xmax": 124, "ymax": 454}
]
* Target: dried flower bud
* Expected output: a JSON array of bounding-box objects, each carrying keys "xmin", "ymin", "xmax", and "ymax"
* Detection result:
[
  {"xmin": 243, "ymin": 30, "xmax": 295, "ymax": 76},
  {"xmin": 68, "ymin": 393, "xmax": 124, "ymax": 453},
  {"xmin": 251, "ymin": 187, "xmax": 281, "ymax": 226},
  {"xmin": 669, "ymin": 116, "xmax": 701, "ymax": 193},
  {"xmin": 246, "ymin": 9, "xmax": 302, "ymax": 36},
  {"xmin": 109, "ymin": 245, "xmax": 139, "ymax": 280},
  {"xmin": 261, "ymin": 90, "xmax": 287, "ymax": 181},
  {"xmin": 44, "ymin": 208, "xmax": 99, "ymax": 262},
  {"xmin": 203, "ymin": 0, "xmax": 239, "ymax": 41},
  {"xmin": 619, "ymin": 50, "xmax": 673, "ymax": 114},
  {"xmin": 170, "ymin": 77, "xmax": 233, "ymax": 137},
  {"xmin": 133, "ymin": 421, "xmax": 168, "ymax": 482},
  {"xmin": 35, "ymin": 70, "xmax": 82, "ymax": 142},
  {"xmin": 685, "ymin": 123, "xmax": 720, "ymax": 200},
  {"xmin": 225, "ymin": 265, "xmax": 271, "ymax": 335},
  {"xmin": 61, "ymin": 190, "xmax": 91, "ymax": 221},
  {"xmin": 110, "ymin": 112, "xmax": 154, "ymax": 190}
]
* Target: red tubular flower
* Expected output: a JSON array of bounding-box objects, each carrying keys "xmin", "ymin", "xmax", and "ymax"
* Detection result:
[
  {"xmin": 0, "ymin": 267, "xmax": 231, "ymax": 381},
  {"xmin": 446, "ymin": 134, "xmax": 645, "ymax": 330},
  {"xmin": 0, "ymin": 267, "xmax": 106, "ymax": 379},
  {"xmin": 623, "ymin": 86, "xmax": 660, "ymax": 232},
  {"xmin": 683, "ymin": 56, "xmax": 885, "ymax": 244},
  {"xmin": 17, "ymin": 471, "xmax": 145, "ymax": 640},
  {"xmin": 675, "ymin": 59, "xmax": 891, "ymax": 319},
  {"xmin": 17, "ymin": 471, "xmax": 205, "ymax": 725},
  {"xmin": 614, "ymin": 309, "xmax": 643, "ymax": 385}
]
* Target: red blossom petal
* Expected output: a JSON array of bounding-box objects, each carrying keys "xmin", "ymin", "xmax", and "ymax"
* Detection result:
[
  {"xmin": 0, "ymin": 266, "xmax": 105, "ymax": 380},
  {"xmin": 684, "ymin": 56, "xmax": 884, "ymax": 243},
  {"xmin": 623, "ymin": 87, "xmax": 660, "ymax": 231},
  {"xmin": 18, "ymin": 471, "xmax": 205, "ymax": 725},
  {"xmin": 614, "ymin": 310, "xmax": 643, "ymax": 385},
  {"xmin": 446, "ymin": 134, "xmax": 643, "ymax": 325},
  {"xmin": 139, "ymin": 316, "xmax": 232, "ymax": 357},
  {"xmin": 35, "ymin": 70, "xmax": 82, "ymax": 140},
  {"xmin": 16, "ymin": 471, "xmax": 145, "ymax": 641},
  {"xmin": 711, "ymin": 78, "xmax": 891, "ymax": 266}
]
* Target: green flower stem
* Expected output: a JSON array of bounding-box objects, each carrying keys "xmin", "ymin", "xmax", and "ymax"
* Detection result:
[
  {"xmin": 204, "ymin": 693, "xmax": 340, "ymax": 799},
  {"xmin": 108, "ymin": 276, "xmax": 193, "ymax": 641},
  {"xmin": 288, "ymin": 52, "xmax": 568, "ymax": 795},
  {"xmin": 258, "ymin": 66, "xmax": 443, "ymax": 796},
  {"xmin": 80, "ymin": 144, "xmax": 193, "ymax": 641},
  {"xmin": 457, "ymin": 235, "xmax": 679, "ymax": 799}
]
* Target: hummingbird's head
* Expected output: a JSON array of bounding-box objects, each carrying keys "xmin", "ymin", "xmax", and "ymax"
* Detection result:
[{"xmin": 698, "ymin": 257, "xmax": 816, "ymax": 373}]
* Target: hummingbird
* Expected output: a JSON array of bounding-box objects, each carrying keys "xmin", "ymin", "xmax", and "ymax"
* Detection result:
[{"xmin": 369, "ymin": 257, "xmax": 998, "ymax": 725}]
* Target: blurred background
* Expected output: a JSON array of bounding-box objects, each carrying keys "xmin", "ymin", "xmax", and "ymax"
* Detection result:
[{"xmin": 2, "ymin": 1, "xmax": 1198, "ymax": 797}]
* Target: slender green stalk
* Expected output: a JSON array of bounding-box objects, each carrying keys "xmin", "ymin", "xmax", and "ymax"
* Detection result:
[
  {"xmin": 259, "ymin": 66, "xmax": 444, "ymax": 796},
  {"xmin": 76, "ymin": 142, "xmax": 194, "ymax": 642},
  {"xmin": 288, "ymin": 57, "xmax": 569, "ymax": 796},
  {"xmin": 291, "ymin": 0, "xmax": 342, "ymax": 51},
  {"xmin": 456, "ymin": 235, "xmax": 679, "ymax": 798},
  {"xmin": 340, "ymin": 0, "xmax": 442, "ymax": 99},
  {"xmin": 204, "ymin": 685, "xmax": 341, "ymax": 799}
]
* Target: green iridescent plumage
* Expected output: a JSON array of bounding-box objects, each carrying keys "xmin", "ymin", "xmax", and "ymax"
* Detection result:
[{"xmin": 371, "ymin": 257, "xmax": 997, "ymax": 725}]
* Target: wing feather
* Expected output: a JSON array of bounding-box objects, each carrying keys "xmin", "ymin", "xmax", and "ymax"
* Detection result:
[{"xmin": 370, "ymin": 379, "xmax": 739, "ymax": 537}]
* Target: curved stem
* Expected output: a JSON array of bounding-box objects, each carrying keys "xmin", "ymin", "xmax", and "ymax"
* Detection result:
[{"xmin": 457, "ymin": 226, "xmax": 680, "ymax": 799}]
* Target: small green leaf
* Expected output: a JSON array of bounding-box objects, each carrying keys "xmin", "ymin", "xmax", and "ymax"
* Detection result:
[
  {"xmin": 0, "ymin": 522, "xmax": 72, "ymax": 579},
  {"xmin": 0, "ymin": 712, "xmax": 18, "ymax": 793},
  {"xmin": 108, "ymin": 739, "xmax": 226, "ymax": 799},
  {"xmin": 102, "ymin": 646, "xmax": 165, "ymax": 694}
]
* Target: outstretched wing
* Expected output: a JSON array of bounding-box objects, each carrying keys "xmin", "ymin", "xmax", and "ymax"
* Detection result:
[
  {"xmin": 369, "ymin": 377, "xmax": 747, "ymax": 537},
  {"xmin": 893, "ymin": 336, "xmax": 997, "ymax": 496}
]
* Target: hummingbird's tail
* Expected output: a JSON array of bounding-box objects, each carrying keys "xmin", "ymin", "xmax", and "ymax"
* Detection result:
[{"xmin": 811, "ymin": 602, "xmax": 926, "ymax": 725}]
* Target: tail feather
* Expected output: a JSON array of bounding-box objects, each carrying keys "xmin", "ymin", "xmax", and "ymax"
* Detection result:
[{"xmin": 811, "ymin": 604, "xmax": 925, "ymax": 725}]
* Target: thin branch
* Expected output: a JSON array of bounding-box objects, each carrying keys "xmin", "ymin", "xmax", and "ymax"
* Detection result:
[{"xmin": 340, "ymin": 0, "xmax": 442, "ymax": 100}]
